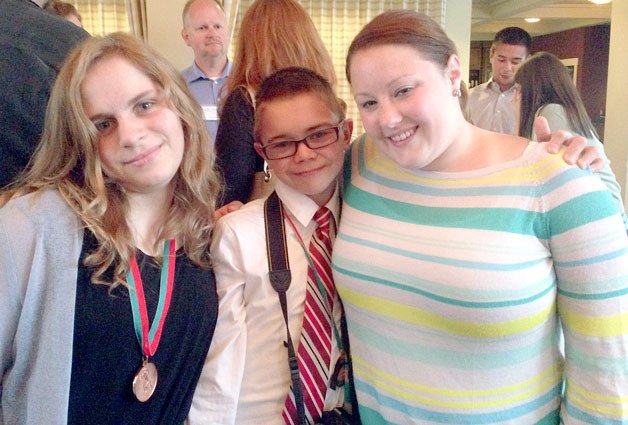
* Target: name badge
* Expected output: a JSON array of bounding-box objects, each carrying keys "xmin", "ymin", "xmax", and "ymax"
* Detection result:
[{"xmin": 202, "ymin": 105, "xmax": 218, "ymax": 121}]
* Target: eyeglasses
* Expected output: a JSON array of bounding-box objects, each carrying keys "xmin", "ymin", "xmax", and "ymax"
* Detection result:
[{"xmin": 257, "ymin": 121, "xmax": 345, "ymax": 160}]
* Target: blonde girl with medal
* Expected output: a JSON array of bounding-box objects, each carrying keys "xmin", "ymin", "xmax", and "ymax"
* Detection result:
[{"xmin": 0, "ymin": 32, "xmax": 221, "ymax": 424}]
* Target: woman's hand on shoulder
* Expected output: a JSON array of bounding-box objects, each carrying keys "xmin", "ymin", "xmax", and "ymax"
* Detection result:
[{"xmin": 535, "ymin": 116, "xmax": 602, "ymax": 172}]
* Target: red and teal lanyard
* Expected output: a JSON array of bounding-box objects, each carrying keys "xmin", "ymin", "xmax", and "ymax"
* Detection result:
[{"xmin": 126, "ymin": 239, "xmax": 176, "ymax": 359}]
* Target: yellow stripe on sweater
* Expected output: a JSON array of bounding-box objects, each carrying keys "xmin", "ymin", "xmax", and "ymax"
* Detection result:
[
  {"xmin": 354, "ymin": 356, "xmax": 562, "ymax": 408},
  {"xmin": 341, "ymin": 286, "xmax": 554, "ymax": 338}
]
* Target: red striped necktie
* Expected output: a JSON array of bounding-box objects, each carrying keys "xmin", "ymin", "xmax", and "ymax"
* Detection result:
[{"xmin": 283, "ymin": 206, "xmax": 336, "ymax": 424}]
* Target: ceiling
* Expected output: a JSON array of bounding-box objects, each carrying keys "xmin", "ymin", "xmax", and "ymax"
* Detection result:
[{"xmin": 471, "ymin": 0, "xmax": 612, "ymax": 40}]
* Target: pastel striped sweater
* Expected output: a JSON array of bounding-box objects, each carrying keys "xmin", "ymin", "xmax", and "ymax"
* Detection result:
[{"xmin": 333, "ymin": 136, "xmax": 628, "ymax": 424}]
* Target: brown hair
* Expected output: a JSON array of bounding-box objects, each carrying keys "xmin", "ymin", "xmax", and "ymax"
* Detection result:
[
  {"xmin": 253, "ymin": 67, "xmax": 346, "ymax": 142},
  {"xmin": 346, "ymin": 10, "xmax": 457, "ymax": 83},
  {"xmin": 43, "ymin": 0, "xmax": 81, "ymax": 23},
  {"xmin": 1, "ymin": 32, "xmax": 221, "ymax": 289},
  {"xmin": 346, "ymin": 10, "xmax": 465, "ymax": 112},
  {"xmin": 225, "ymin": 0, "xmax": 336, "ymax": 103},
  {"xmin": 491, "ymin": 26, "xmax": 532, "ymax": 56},
  {"xmin": 515, "ymin": 51, "xmax": 598, "ymax": 140}
]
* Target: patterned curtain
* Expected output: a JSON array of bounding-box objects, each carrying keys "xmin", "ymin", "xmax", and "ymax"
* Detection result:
[{"xmin": 73, "ymin": 0, "xmax": 130, "ymax": 36}]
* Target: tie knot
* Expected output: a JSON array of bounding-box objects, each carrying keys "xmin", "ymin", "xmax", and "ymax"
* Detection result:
[{"xmin": 313, "ymin": 207, "xmax": 332, "ymax": 230}]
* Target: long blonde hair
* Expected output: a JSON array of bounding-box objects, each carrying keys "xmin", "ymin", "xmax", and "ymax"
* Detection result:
[
  {"xmin": 2, "ymin": 32, "xmax": 221, "ymax": 288},
  {"xmin": 226, "ymin": 0, "xmax": 336, "ymax": 100}
]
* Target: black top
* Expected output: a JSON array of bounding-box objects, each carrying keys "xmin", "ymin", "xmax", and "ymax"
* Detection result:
[
  {"xmin": 214, "ymin": 86, "xmax": 264, "ymax": 206},
  {"xmin": 68, "ymin": 231, "xmax": 218, "ymax": 425},
  {"xmin": 0, "ymin": 0, "xmax": 88, "ymax": 188}
]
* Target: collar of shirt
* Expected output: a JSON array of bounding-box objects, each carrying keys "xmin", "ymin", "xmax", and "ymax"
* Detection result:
[
  {"xmin": 487, "ymin": 78, "xmax": 517, "ymax": 96},
  {"xmin": 183, "ymin": 58, "xmax": 232, "ymax": 84},
  {"xmin": 274, "ymin": 179, "xmax": 341, "ymax": 232}
]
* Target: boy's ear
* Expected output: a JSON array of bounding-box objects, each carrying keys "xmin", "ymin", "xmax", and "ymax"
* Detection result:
[
  {"xmin": 253, "ymin": 142, "xmax": 266, "ymax": 159},
  {"xmin": 342, "ymin": 119, "xmax": 354, "ymax": 150}
]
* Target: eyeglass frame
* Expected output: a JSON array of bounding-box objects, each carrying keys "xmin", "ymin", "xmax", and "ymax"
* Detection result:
[{"xmin": 254, "ymin": 120, "xmax": 346, "ymax": 160}]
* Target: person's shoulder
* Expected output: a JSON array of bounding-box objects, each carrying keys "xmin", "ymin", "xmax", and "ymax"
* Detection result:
[
  {"xmin": 468, "ymin": 81, "xmax": 490, "ymax": 96},
  {"xmin": 180, "ymin": 64, "xmax": 196, "ymax": 80},
  {"xmin": 536, "ymin": 103, "xmax": 566, "ymax": 116},
  {"xmin": 215, "ymin": 198, "xmax": 265, "ymax": 230},
  {"xmin": 211, "ymin": 198, "xmax": 266, "ymax": 250},
  {"xmin": 521, "ymin": 141, "xmax": 582, "ymax": 177},
  {"xmin": 226, "ymin": 85, "xmax": 252, "ymax": 103},
  {"xmin": 1, "ymin": 1, "xmax": 88, "ymax": 66},
  {"xmin": 0, "ymin": 189, "xmax": 75, "ymax": 228},
  {"xmin": 220, "ymin": 85, "xmax": 254, "ymax": 115},
  {"xmin": 23, "ymin": 4, "xmax": 88, "ymax": 43}
]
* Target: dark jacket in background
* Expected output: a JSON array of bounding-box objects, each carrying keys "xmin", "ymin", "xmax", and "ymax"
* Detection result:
[
  {"xmin": 214, "ymin": 86, "xmax": 263, "ymax": 206},
  {"xmin": 0, "ymin": 0, "xmax": 88, "ymax": 188}
]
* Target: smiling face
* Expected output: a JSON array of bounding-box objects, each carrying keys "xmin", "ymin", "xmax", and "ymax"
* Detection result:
[
  {"xmin": 349, "ymin": 44, "xmax": 465, "ymax": 172},
  {"xmin": 490, "ymin": 42, "xmax": 528, "ymax": 92},
  {"xmin": 182, "ymin": 0, "xmax": 229, "ymax": 62},
  {"xmin": 81, "ymin": 55, "xmax": 185, "ymax": 195},
  {"xmin": 255, "ymin": 92, "xmax": 351, "ymax": 206}
]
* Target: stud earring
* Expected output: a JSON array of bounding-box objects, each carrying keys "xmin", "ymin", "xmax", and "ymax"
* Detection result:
[{"xmin": 452, "ymin": 87, "xmax": 462, "ymax": 98}]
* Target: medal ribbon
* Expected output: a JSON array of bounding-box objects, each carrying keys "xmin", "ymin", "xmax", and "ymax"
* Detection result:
[{"xmin": 127, "ymin": 239, "xmax": 176, "ymax": 357}]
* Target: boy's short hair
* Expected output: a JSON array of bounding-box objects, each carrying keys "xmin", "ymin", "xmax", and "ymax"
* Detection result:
[
  {"xmin": 254, "ymin": 67, "xmax": 346, "ymax": 142},
  {"xmin": 492, "ymin": 26, "xmax": 532, "ymax": 53}
]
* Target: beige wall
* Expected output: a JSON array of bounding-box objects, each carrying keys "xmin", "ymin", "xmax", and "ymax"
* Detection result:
[
  {"xmin": 605, "ymin": 0, "xmax": 628, "ymax": 209},
  {"xmin": 445, "ymin": 0, "xmax": 472, "ymax": 87},
  {"xmin": 146, "ymin": 0, "xmax": 193, "ymax": 70}
]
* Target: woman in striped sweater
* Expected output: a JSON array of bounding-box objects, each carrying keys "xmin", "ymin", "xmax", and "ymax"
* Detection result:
[{"xmin": 333, "ymin": 10, "xmax": 628, "ymax": 425}]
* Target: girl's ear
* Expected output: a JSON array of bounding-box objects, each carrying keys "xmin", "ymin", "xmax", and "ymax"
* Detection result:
[{"xmin": 445, "ymin": 54, "xmax": 462, "ymax": 90}]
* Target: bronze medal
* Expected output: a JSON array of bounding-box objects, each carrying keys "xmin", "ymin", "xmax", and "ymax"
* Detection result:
[
  {"xmin": 132, "ymin": 360, "xmax": 158, "ymax": 402},
  {"xmin": 127, "ymin": 240, "xmax": 176, "ymax": 404}
]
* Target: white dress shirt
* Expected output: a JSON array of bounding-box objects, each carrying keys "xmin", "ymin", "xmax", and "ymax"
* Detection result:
[
  {"xmin": 188, "ymin": 181, "xmax": 345, "ymax": 425},
  {"xmin": 468, "ymin": 79, "xmax": 518, "ymax": 135}
]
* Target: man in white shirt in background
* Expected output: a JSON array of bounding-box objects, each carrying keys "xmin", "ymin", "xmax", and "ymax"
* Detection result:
[
  {"xmin": 181, "ymin": 0, "xmax": 231, "ymax": 144},
  {"xmin": 468, "ymin": 27, "xmax": 531, "ymax": 135}
]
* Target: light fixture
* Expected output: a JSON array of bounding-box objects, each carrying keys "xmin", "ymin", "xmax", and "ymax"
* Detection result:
[
  {"xmin": 588, "ymin": 0, "xmax": 612, "ymax": 4},
  {"xmin": 525, "ymin": 18, "xmax": 541, "ymax": 23}
]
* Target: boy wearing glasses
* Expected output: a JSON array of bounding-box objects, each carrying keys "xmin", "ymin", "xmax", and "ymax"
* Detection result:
[{"xmin": 189, "ymin": 67, "xmax": 353, "ymax": 424}]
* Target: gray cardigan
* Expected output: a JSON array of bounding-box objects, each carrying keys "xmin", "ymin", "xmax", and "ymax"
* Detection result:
[{"xmin": 0, "ymin": 190, "xmax": 83, "ymax": 425}]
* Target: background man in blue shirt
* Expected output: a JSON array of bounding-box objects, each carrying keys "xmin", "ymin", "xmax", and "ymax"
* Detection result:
[{"xmin": 181, "ymin": 0, "xmax": 231, "ymax": 144}]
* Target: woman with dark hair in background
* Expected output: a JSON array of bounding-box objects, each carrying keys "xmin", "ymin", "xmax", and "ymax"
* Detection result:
[{"xmin": 515, "ymin": 51, "xmax": 627, "ymax": 229}]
